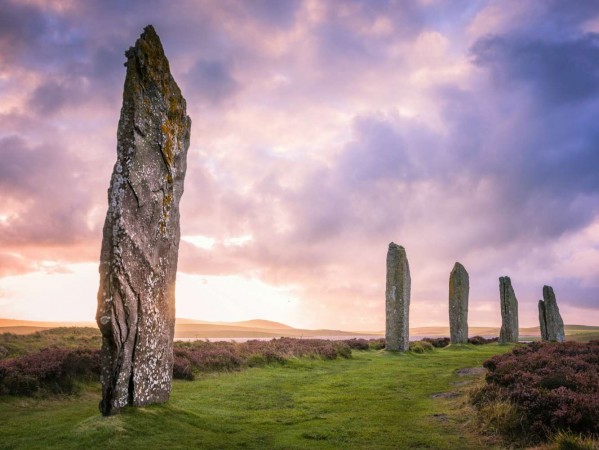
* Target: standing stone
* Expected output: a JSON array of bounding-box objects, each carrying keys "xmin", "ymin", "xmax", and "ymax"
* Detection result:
[
  {"xmin": 538, "ymin": 300, "xmax": 549, "ymax": 341},
  {"xmin": 449, "ymin": 262, "xmax": 469, "ymax": 344},
  {"xmin": 385, "ymin": 243, "xmax": 411, "ymax": 351},
  {"xmin": 539, "ymin": 286, "xmax": 565, "ymax": 342},
  {"xmin": 96, "ymin": 25, "xmax": 191, "ymax": 416},
  {"xmin": 498, "ymin": 276, "xmax": 519, "ymax": 344}
]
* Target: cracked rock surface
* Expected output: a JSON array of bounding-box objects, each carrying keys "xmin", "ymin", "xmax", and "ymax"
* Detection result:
[
  {"xmin": 385, "ymin": 243, "xmax": 411, "ymax": 351},
  {"xmin": 539, "ymin": 286, "xmax": 565, "ymax": 342},
  {"xmin": 498, "ymin": 276, "xmax": 519, "ymax": 344},
  {"xmin": 449, "ymin": 262, "xmax": 469, "ymax": 344},
  {"xmin": 96, "ymin": 25, "xmax": 190, "ymax": 416}
]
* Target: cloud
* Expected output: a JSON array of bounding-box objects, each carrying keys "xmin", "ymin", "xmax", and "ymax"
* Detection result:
[
  {"xmin": 28, "ymin": 79, "xmax": 75, "ymax": 115},
  {"xmin": 472, "ymin": 33, "xmax": 599, "ymax": 106},
  {"xmin": 0, "ymin": 135, "xmax": 101, "ymax": 246},
  {"xmin": 185, "ymin": 58, "xmax": 241, "ymax": 105},
  {"xmin": 0, "ymin": 253, "xmax": 33, "ymax": 277},
  {"xmin": 238, "ymin": 0, "xmax": 302, "ymax": 27},
  {"xmin": 0, "ymin": 1, "xmax": 86, "ymax": 71},
  {"xmin": 0, "ymin": 1, "xmax": 49, "ymax": 65}
]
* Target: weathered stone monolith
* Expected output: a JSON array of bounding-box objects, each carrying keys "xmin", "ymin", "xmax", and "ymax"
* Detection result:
[
  {"xmin": 385, "ymin": 243, "xmax": 411, "ymax": 351},
  {"xmin": 538, "ymin": 299, "xmax": 548, "ymax": 341},
  {"xmin": 539, "ymin": 286, "xmax": 565, "ymax": 342},
  {"xmin": 449, "ymin": 262, "xmax": 469, "ymax": 344},
  {"xmin": 498, "ymin": 276, "xmax": 519, "ymax": 344},
  {"xmin": 96, "ymin": 25, "xmax": 191, "ymax": 416}
]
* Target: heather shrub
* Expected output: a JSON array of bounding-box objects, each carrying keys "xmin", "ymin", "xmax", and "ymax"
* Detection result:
[
  {"xmin": 172, "ymin": 354, "xmax": 194, "ymax": 381},
  {"xmin": 0, "ymin": 345, "xmax": 8, "ymax": 359},
  {"xmin": 410, "ymin": 341, "xmax": 434, "ymax": 353},
  {"xmin": 2, "ymin": 373, "xmax": 39, "ymax": 396},
  {"xmin": 264, "ymin": 350, "xmax": 288, "ymax": 364},
  {"xmin": 368, "ymin": 339, "xmax": 385, "ymax": 350},
  {"xmin": 472, "ymin": 341, "xmax": 599, "ymax": 443},
  {"xmin": 0, "ymin": 348, "xmax": 101, "ymax": 396},
  {"xmin": 171, "ymin": 338, "xmax": 352, "ymax": 379},
  {"xmin": 64, "ymin": 349, "xmax": 101, "ymax": 379},
  {"xmin": 468, "ymin": 336, "xmax": 498, "ymax": 345},
  {"xmin": 410, "ymin": 342, "xmax": 424, "ymax": 353},
  {"xmin": 343, "ymin": 339, "xmax": 370, "ymax": 350},
  {"xmin": 335, "ymin": 343, "xmax": 352, "ymax": 359},
  {"xmin": 246, "ymin": 354, "xmax": 267, "ymax": 367},
  {"xmin": 0, "ymin": 336, "xmax": 356, "ymax": 391},
  {"xmin": 422, "ymin": 337, "xmax": 450, "ymax": 348}
]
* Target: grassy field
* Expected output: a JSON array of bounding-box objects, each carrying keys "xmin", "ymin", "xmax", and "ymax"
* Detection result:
[{"xmin": 0, "ymin": 345, "xmax": 514, "ymax": 450}]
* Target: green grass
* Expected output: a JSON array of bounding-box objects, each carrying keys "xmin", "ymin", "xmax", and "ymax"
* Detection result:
[{"xmin": 0, "ymin": 344, "xmax": 514, "ymax": 450}]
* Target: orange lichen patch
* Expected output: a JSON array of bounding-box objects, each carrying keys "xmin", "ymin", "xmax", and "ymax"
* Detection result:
[
  {"xmin": 159, "ymin": 90, "xmax": 186, "ymax": 171},
  {"xmin": 160, "ymin": 122, "xmax": 175, "ymax": 168},
  {"xmin": 162, "ymin": 190, "xmax": 172, "ymax": 210}
]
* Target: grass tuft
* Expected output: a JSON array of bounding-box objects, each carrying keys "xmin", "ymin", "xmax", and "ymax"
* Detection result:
[{"xmin": 552, "ymin": 430, "xmax": 598, "ymax": 450}]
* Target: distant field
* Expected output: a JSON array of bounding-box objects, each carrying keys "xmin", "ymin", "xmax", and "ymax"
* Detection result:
[
  {"xmin": 0, "ymin": 345, "xmax": 514, "ymax": 449},
  {"xmin": 561, "ymin": 325, "xmax": 599, "ymax": 342},
  {"xmin": 0, "ymin": 326, "xmax": 50, "ymax": 335},
  {"xmin": 1, "ymin": 318, "xmax": 598, "ymax": 341}
]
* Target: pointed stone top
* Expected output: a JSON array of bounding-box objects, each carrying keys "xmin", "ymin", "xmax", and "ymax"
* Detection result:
[
  {"xmin": 389, "ymin": 242, "xmax": 405, "ymax": 250},
  {"xmin": 124, "ymin": 24, "xmax": 176, "ymax": 91},
  {"xmin": 452, "ymin": 262, "xmax": 466, "ymax": 272},
  {"xmin": 127, "ymin": 24, "xmax": 164, "ymax": 57},
  {"xmin": 137, "ymin": 24, "xmax": 161, "ymax": 49},
  {"xmin": 543, "ymin": 285, "xmax": 554, "ymax": 295},
  {"xmin": 120, "ymin": 25, "xmax": 188, "ymax": 172},
  {"xmin": 143, "ymin": 24, "xmax": 157, "ymax": 36},
  {"xmin": 500, "ymin": 275, "xmax": 511, "ymax": 283}
]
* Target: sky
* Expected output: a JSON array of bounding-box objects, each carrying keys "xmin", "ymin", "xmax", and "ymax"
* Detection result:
[{"xmin": 0, "ymin": 0, "xmax": 598, "ymax": 331}]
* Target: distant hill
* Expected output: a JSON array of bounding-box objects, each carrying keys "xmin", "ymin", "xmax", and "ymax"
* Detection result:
[
  {"xmin": 231, "ymin": 319, "xmax": 294, "ymax": 330},
  {"xmin": 1, "ymin": 318, "xmax": 597, "ymax": 340},
  {"xmin": 173, "ymin": 322, "xmax": 360, "ymax": 339},
  {"xmin": 175, "ymin": 318, "xmax": 294, "ymax": 330},
  {"xmin": 0, "ymin": 318, "xmax": 97, "ymax": 328},
  {"xmin": 0, "ymin": 317, "xmax": 361, "ymax": 339}
]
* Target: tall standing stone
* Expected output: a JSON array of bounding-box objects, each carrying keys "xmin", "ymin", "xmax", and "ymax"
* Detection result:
[
  {"xmin": 498, "ymin": 276, "xmax": 519, "ymax": 344},
  {"xmin": 449, "ymin": 262, "xmax": 469, "ymax": 344},
  {"xmin": 385, "ymin": 243, "xmax": 411, "ymax": 351},
  {"xmin": 539, "ymin": 286, "xmax": 565, "ymax": 342},
  {"xmin": 538, "ymin": 300, "xmax": 549, "ymax": 341},
  {"xmin": 96, "ymin": 25, "xmax": 191, "ymax": 416}
]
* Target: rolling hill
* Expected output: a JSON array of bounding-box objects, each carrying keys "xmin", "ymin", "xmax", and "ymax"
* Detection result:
[{"xmin": 1, "ymin": 317, "xmax": 597, "ymax": 340}]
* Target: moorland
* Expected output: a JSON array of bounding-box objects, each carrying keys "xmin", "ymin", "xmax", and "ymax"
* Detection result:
[{"xmin": 1, "ymin": 325, "xmax": 598, "ymax": 449}]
